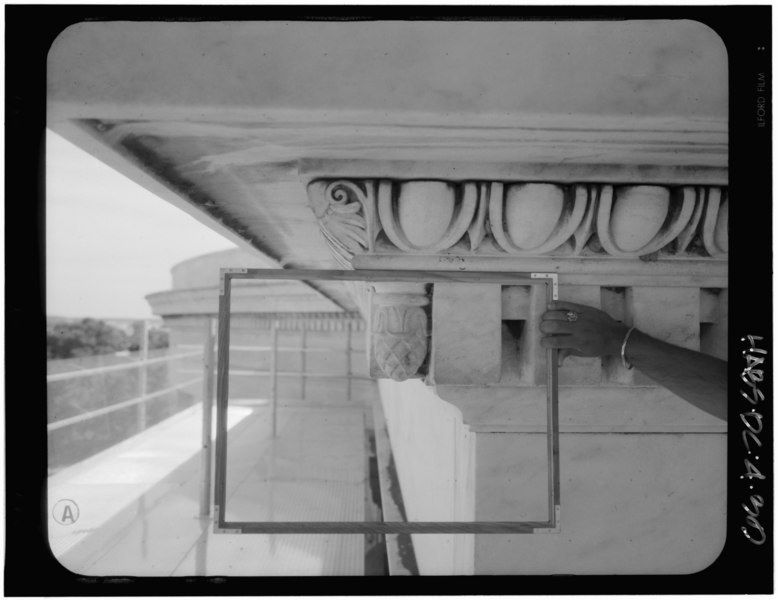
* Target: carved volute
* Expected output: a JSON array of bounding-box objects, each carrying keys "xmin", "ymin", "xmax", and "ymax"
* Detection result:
[{"xmin": 307, "ymin": 179, "xmax": 380, "ymax": 268}]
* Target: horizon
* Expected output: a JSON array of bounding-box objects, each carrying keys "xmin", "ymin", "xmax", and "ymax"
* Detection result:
[{"xmin": 47, "ymin": 315, "xmax": 165, "ymax": 324}]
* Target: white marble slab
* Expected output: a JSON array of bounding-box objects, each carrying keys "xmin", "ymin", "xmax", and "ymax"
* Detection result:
[
  {"xmin": 379, "ymin": 379, "xmax": 475, "ymax": 574},
  {"xmin": 436, "ymin": 384, "xmax": 727, "ymax": 433},
  {"xmin": 48, "ymin": 404, "xmax": 251, "ymax": 563},
  {"xmin": 54, "ymin": 401, "xmax": 372, "ymax": 576},
  {"xmin": 474, "ymin": 432, "xmax": 726, "ymax": 574}
]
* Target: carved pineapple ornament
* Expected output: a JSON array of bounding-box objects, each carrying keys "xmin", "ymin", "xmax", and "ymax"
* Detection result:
[{"xmin": 371, "ymin": 284, "xmax": 430, "ymax": 381}]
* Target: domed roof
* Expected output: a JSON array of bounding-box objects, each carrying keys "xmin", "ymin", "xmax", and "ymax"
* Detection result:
[
  {"xmin": 146, "ymin": 247, "xmax": 343, "ymax": 317},
  {"xmin": 171, "ymin": 247, "xmax": 273, "ymax": 290}
]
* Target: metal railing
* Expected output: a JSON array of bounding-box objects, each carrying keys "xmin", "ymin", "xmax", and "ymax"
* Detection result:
[
  {"xmin": 46, "ymin": 376, "xmax": 203, "ymax": 432},
  {"xmin": 46, "ymin": 324, "xmax": 208, "ymax": 433},
  {"xmin": 47, "ymin": 317, "xmax": 364, "ymax": 518},
  {"xmin": 181, "ymin": 320, "xmax": 363, "ymax": 438},
  {"xmin": 265, "ymin": 319, "xmax": 356, "ymax": 436},
  {"xmin": 47, "ymin": 320, "xmax": 215, "ymax": 516},
  {"xmin": 45, "ymin": 351, "xmax": 202, "ymax": 383}
]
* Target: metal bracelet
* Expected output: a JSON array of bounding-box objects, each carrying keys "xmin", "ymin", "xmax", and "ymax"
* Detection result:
[{"xmin": 621, "ymin": 326, "xmax": 636, "ymax": 370}]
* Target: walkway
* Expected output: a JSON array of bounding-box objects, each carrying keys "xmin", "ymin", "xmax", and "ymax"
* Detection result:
[{"xmin": 48, "ymin": 392, "xmax": 374, "ymax": 576}]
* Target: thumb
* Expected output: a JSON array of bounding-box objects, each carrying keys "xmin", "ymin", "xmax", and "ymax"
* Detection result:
[{"xmin": 557, "ymin": 348, "xmax": 572, "ymax": 367}]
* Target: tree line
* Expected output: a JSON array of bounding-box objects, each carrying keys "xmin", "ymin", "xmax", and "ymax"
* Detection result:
[{"xmin": 47, "ymin": 318, "xmax": 169, "ymax": 360}]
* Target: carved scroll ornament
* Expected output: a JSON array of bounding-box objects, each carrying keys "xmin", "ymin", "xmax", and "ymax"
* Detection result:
[
  {"xmin": 308, "ymin": 179, "xmax": 729, "ymax": 264},
  {"xmin": 307, "ymin": 179, "xmax": 380, "ymax": 268}
]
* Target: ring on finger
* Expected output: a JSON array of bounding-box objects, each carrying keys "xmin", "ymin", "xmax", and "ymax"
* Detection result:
[{"xmin": 565, "ymin": 310, "xmax": 579, "ymax": 323}]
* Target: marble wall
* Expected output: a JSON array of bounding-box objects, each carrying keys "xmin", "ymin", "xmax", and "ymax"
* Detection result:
[
  {"xmin": 378, "ymin": 379, "xmax": 475, "ymax": 575},
  {"xmin": 381, "ymin": 380, "xmax": 726, "ymax": 575},
  {"xmin": 473, "ymin": 432, "xmax": 726, "ymax": 574}
]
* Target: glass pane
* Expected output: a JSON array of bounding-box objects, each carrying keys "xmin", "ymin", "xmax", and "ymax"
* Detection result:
[
  {"xmin": 216, "ymin": 272, "xmax": 558, "ymax": 533},
  {"xmin": 223, "ymin": 311, "xmax": 372, "ymax": 524}
]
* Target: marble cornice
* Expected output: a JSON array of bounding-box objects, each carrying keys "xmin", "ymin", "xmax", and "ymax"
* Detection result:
[
  {"xmin": 307, "ymin": 178, "xmax": 729, "ymax": 267},
  {"xmin": 306, "ymin": 174, "xmax": 729, "ymax": 386}
]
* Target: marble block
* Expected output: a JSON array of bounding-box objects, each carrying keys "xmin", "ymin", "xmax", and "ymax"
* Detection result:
[
  {"xmin": 516, "ymin": 285, "xmax": 548, "ymax": 385},
  {"xmin": 700, "ymin": 289, "xmax": 728, "ymax": 361},
  {"xmin": 473, "ymin": 432, "xmax": 726, "ymax": 574},
  {"xmin": 434, "ymin": 384, "xmax": 726, "ymax": 434},
  {"xmin": 430, "ymin": 283, "xmax": 502, "ymax": 384},
  {"xmin": 501, "ymin": 286, "xmax": 531, "ymax": 320},
  {"xmin": 379, "ymin": 379, "xmax": 475, "ymax": 574}
]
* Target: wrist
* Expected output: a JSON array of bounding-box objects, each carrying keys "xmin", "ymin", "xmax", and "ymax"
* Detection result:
[{"xmin": 607, "ymin": 324, "xmax": 631, "ymax": 357}]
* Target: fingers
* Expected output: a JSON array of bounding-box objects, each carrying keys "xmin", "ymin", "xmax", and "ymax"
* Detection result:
[
  {"xmin": 542, "ymin": 310, "xmax": 577, "ymax": 322},
  {"xmin": 558, "ymin": 348, "xmax": 571, "ymax": 367},
  {"xmin": 546, "ymin": 300, "xmax": 590, "ymax": 312},
  {"xmin": 540, "ymin": 334, "xmax": 576, "ymax": 349},
  {"xmin": 542, "ymin": 301, "xmax": 591, "ymax": 322},
  {"xmin": 539, "ymin": 320, "xmax": 576, "ymax": 334},
  {"xmin": 558, "ymin": 348, "xmax": 588, "ymax": 366}
]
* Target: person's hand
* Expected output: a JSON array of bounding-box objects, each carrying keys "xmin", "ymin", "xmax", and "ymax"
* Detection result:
[{"xmin": 540, "ymin": 301, "xmax": 629, "ymax": 365}]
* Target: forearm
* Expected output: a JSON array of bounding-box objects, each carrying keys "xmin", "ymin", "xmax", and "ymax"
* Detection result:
[
  {"xmin": 624, "ymin": 330, "xmax": 728, "ymax": 421},
  {"xmin": 541, "ymin": 301, "xmax": 728, "ymax": 422}
]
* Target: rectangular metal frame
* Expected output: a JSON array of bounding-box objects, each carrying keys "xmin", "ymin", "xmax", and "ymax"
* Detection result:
[{"xmin": 214, "ymin": 269, "xmax": 560, "ymax": 534}]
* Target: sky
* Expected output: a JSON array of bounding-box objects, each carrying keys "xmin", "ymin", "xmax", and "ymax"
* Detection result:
[{"xmin": 46, "ymin": 130, "xmax": 237, "ymax": 319}]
